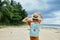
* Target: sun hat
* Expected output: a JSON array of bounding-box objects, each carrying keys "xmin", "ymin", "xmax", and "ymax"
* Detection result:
[
  {"xmin": 31, "ymin": 12, "xmax": 43, "ymax": 21},
  {"xmin": 32, "ymin": 13, "xmax": 40, "ymax": 19}
]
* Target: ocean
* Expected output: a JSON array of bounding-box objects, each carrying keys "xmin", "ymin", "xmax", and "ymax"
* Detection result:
[{"xmin": 40, "ymin": 24, "xmax": 60, "ymax": 28}]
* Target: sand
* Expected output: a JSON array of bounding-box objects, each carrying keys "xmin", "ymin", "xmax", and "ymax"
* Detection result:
[{"xmin": 0, "ymin": 26, "xmax": 60, "ymax": 40}]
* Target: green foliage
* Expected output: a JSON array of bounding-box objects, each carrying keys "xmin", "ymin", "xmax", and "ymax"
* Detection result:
[{"xmin": 0, "ymin": 0, "xmax": 28, "ymax": 25}]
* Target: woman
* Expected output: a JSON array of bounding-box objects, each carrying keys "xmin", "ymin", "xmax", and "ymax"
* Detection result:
[{"xmin": 22, "ymin": 12, "xmax": 44, "ymax": 40}]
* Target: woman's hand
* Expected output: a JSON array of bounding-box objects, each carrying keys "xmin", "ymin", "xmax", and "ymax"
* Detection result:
[
  {"xmin": 22, "ymin": 16, "xmax": 32, "ymax": 22},
  {"xmin": 39, "ymin": 13, "xmax": 44, "ymax": 21},
  {"xmin": 22, "ymin": 17, "xmax": 28, "ymax": 22}
]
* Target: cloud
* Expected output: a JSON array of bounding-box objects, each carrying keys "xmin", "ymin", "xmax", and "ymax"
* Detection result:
[
  {"xmin": 14, "ymin": 0, "xmax": 39, "ymax": 10},
  {"xmin": 14, "ymin": 0, "xmax": 60, "ymax": 21},
  {"xmin": 53, "ymin": 11, "xmax": 60, "ymax": 18},
  {"xmin": 14, "ymin": 0, "xmax": 60, "ymax": 14},
  {"xmin": 14, "ymin": 0, "xmax": 51, "ymax": 11},
  {"xmin": 42, "ymin": 10, "xmax": 60, "ymax": 24},
  {"xmin": 42, "ymin": 18, "xmax": 60, "ymax": 24}
]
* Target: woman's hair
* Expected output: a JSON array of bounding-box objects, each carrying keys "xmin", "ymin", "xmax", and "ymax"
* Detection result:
[{"xmin": 32, "ymin": 18, "xmax": 38, "ymax": 22}]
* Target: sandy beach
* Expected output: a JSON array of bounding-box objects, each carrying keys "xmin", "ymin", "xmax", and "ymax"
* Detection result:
[{"xmin": 0, "ymin": 26, "xmax": 60, "ymax": 40}]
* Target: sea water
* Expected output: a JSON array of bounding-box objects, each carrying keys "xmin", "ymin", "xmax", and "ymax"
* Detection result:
[{"xmin": 40, "ymin": 24, "xmax": 60, "ymax": 28}]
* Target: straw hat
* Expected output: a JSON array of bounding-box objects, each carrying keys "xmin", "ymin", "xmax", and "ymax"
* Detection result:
[{"xmin": 32, "ymin": 13, "xmax": 40, "ymax": 19}]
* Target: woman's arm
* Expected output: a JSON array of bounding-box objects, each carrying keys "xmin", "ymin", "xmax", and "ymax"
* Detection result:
[
  {"xmin": 22, "ymin": 17, "xmax": 28, "ymax": 22},
  {"xmin": 39, "ymin": 14, "xmax": 44, "ymax": 21},
  {"xmin": 38, "ymin": 14, "xmax": 44, "ymax": 24},
  {"xmin": 22, "ymin": 16, "xmax": 32, "ymax": 26}
]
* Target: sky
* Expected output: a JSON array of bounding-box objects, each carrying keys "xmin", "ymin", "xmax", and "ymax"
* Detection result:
[{"xmin": 14, "ymin": 0, "xmax": 60, "ymax": 24}]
